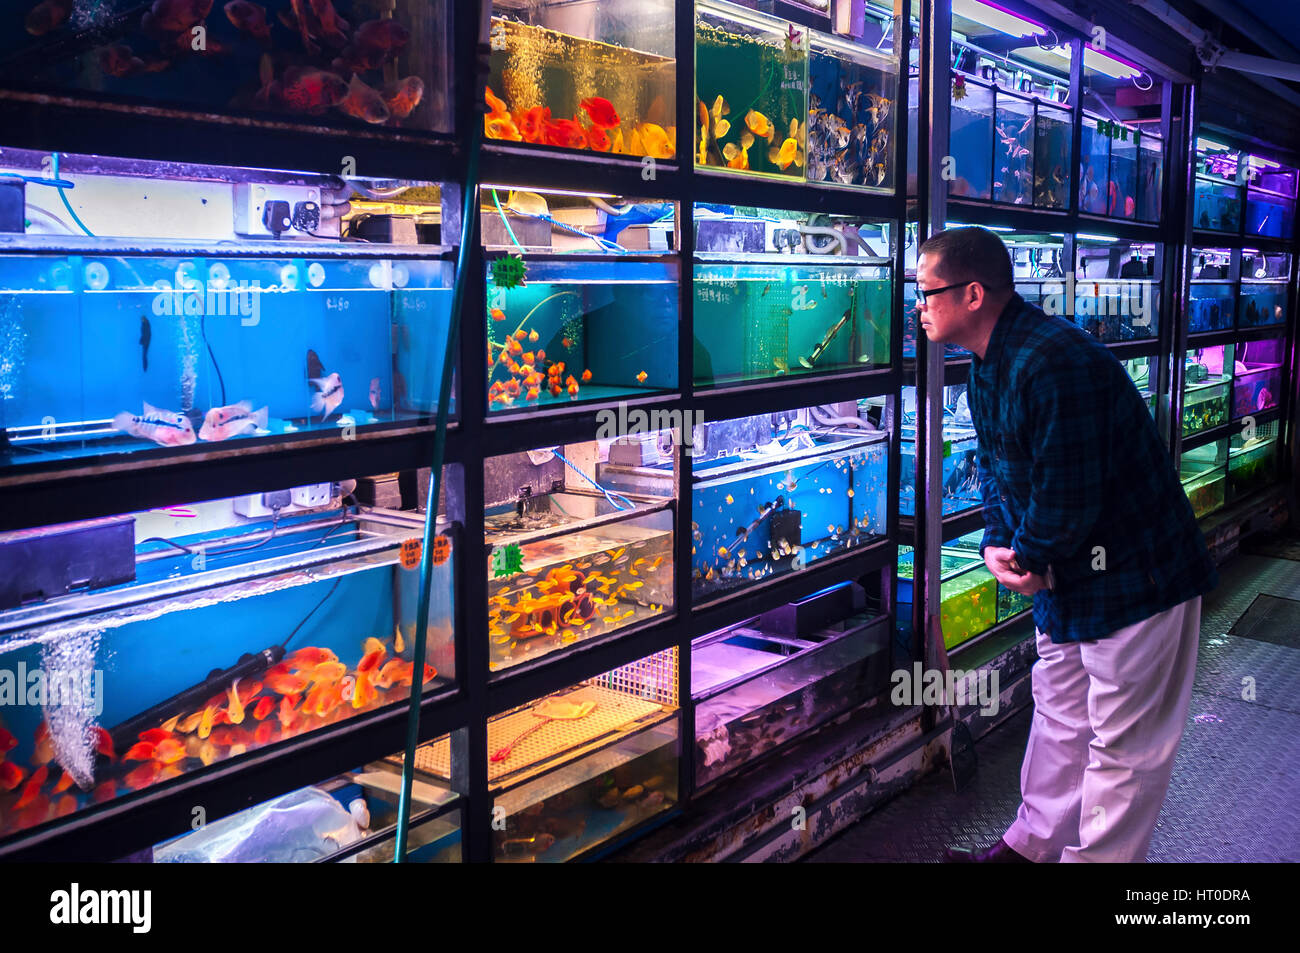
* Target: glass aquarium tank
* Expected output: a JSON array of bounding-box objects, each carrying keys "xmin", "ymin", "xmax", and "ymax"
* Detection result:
[
  {"xmin": 1237, "ymin": 283, "xmax": 1287, "ymax": 329},
  {"xmin": 948, "ymin": 74, "xmax": 994, "ymax": 200},
  {"xmin": 694, "ymin": 259, "xmax": 892, "ymax": 387},
  {"xmin": 997, "ymin": 582, "xmax": 1033, "ymax": 622},
  {"xmin": 1137, "ymin": 133, "xmax": 1164, "ymax": 222},
  {"xmin": 897, "ymin": 533, "xmax": 997, "ymax": 651},
  {"xmin": 696, "ymin": 0, "xmax": 808, "ymax": 179},
  {"xmin": 1109, "ymin": 126, "xmax": 1139, "ymax": 219},
  {"xmin": 1227, "ymin": 420, "xmax": 1280, "ymax": 501},
  {"xmin": 992, "ymin": 91, "xmax": 1034, "ymax": 206},
  {"xmin": 1034, "ymin": 103, "xmax": 1071, "ymax": 209},
  {"xmin": 484, "ymin": 256, "xmax": 677, "ymax": 413},
  {"xmin": 0, "ymin": 149, "xmax": 455, "ymax": 476},
  {"xmin": 1070, "ymin": 238, "xmax": 1159, "ymax": 342},
  {"xmin": 483, "ymin": 444, "xmax": 673, "ymax": 673},
  {"xmin": 1180, "ymin": 438, "xmax": 1227, "ymax": 519},
  {"xmin": 1123, "ymin": 356, "xmax": 1156, "ymax": 417},
  {"xmin": 471, "ymin": 649, "xmax": 678, "ymax": 862},
  {"xmin": 806, "ymin": 30, "xmax": 898, "ymax": 191},
  {"xmin": 693, "ymin": 583, "xmax": 890, "ymax": 788},
  {"xmin": 0, "ymin": 1, "xmax": 451, "ymax": 133},
  {"xmin": 1186, "ymin": 254, "xmax": 1234, "ymax": 334},
  {"xmin": 898, "ymin": 384, "xmax": 982, "ymax": 518},
  {"xmin": 1182, "ymin": 345, "xmax": 1232, "ymax": 437},
  {"xmin": 485, "ymin": 0, "xmax": 676, "ymax": 159},
  {"xmin": 677, "ymin": 403, "xmax": 889, "ymax": 603},
  {"xmin": 0, "ymin": 487, "xmax": 454, "ymax": 844},
  {"xmin": 1194, "ymin": 179, "xmax": 1241, "ymax": 232},
  {"xmin": 1244, "ymin": 156, "xmax": 1297, "ymax": 239},
  {"xmin": 152, "ymin": 745, "xmax": 460, "ymax": 863},
  {"xmin": 1078, "ymin": 114, "xmax": 1110, "ymax": 214},
  {"xmin": 1232, "ymin": 337, "xmax": 1285, "ymax": 419}
]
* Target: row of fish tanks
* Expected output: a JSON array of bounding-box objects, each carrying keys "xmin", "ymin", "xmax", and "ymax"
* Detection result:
[
  {"xmin": 927, "ymin": 0, "xmax": 1162, "ymax": 223},
  {"xmin": 1180, "ymin": 418, "xmax": 1286, "ymax": 520},
  {"xmin": 1187, "ymin": 248, "xmax": 1291, "ymax": 333},
  {"xmin": 1192, "ymin": 138, "xmax": 1298, "ymax": 239},
  {"xmin": 480, "ymin": 0, "xmax": 904, "ymax": 191},
  {"xmin": 902, "ymin": 229, "xmax": 1163, "ymax": 359}
]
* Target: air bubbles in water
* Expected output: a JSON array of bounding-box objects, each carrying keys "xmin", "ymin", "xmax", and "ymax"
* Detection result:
[{"xmin": 41, "ymin": 629, "xmax": 104, "ymax": 792}]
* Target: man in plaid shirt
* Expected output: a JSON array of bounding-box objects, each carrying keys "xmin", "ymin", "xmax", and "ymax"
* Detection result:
[{"xmin": 915, "ymin": 227, "xmax": 1218, "ymax": 863}]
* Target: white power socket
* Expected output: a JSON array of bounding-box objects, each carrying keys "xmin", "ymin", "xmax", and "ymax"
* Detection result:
[
  {"xmin": 233, "ymin": 182, "xmax": 324, "ymax": 238},
  {"xmin": 291, "ymin": 483, "xmax": 333, "ymax": 508}
]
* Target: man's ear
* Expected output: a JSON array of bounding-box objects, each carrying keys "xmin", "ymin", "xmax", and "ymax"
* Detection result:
[{"xmin": 967, "ymin": 281, "xmax": 984, "ymax": 311}]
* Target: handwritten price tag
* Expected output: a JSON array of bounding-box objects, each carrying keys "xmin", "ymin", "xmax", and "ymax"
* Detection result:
[{"xmin": 399, "ymin": 538, "xmax": 422, "ymax": 570}]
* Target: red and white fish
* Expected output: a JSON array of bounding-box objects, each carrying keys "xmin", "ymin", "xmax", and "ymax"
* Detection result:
[
  {"xmin": 309, "ymin": 373, "xmax": 343, "ymax": 419},
  {"xmin": 199, "ymin": 400, "xmax": 269, "ymax": 441},
  {"xmin": 113, "ymin": 402, "xmax": 197, "ymax": 447}
]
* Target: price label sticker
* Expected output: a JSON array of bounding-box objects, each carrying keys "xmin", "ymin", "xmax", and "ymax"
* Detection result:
[
  {"xmin": 431, "ymin": 534, "xmax": 452, "ymax": 566},
  {"xmin": 399, "ymin": 538, "xmax": 422, "ymax": 570}
]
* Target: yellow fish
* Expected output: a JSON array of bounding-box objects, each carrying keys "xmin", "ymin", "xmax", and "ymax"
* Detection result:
[
  {"xmin": 227, "ymin": 679, "xmax": 246, "ymax": 725},
  {"xmin": 723, "ymin": 142, "xmax": 749, "ymax": 170},
  {"xmin": 363, "ymin": 636, "xmax": 385, "ymax": 657},
  {"xmin": 745, "ymin": 108, "xmax": 775, "ymax": 140},
  {"xmin": 394, "ymin": 624, "xmax": 405, "ymax": 654},
  {"xmin": 769, "ymin": 136, "xmax": 803, "ymax": 170},
  {"xmin": 639, "ymin": 122, "xmax": 675, "ymax": 159}
]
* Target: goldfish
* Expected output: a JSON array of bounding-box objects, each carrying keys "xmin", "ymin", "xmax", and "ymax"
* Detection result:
[
  {"xmin": 567, "ymin": 381, "xmax": 579, "ymax": 397},
  {"xmin": 723, "ymin": 141, "xmax": 750, "ymax": 170},
  {"xmin": 352, "ymin": 673, "xmax": 378, "ymax": 708},
  {"xmin": 25, "ymin": 0, "xmax": 72, "ymax": 35},
  {"xmin": 278, "ymin": 695, "xmax": 300, "ymax": 730},
  {"xmin": 309, "ymin": 660, "xmax": 348, "ymax": 684},
  {"xmin": 562, "ymin": 338, "xmax": 573, "ymax": 349},
  {"xmin": 339, "ymin": 74, "xmax": 391, "ymax": 124},
  {"xmin": 124, "ymin": 742, "xmax": 155, "ymax": 761},
  {"xmin": 142, "ymin": 0, "xmax": 212, "ymax": 36},
  {"xmin": 138, "ymin": 728, "xmax": 171, "ymax": 746},
  {"xmin": 53, "ymin": 772, "xmax": 74, "ymax": 796},
  {"xmin": 265, "ymin": 664, "xmax": 309, "ymax": 695},
  {"xmin": 0, "ymin": 761, "xmax": 23, "ymax": 791},
  {"xmin": 580, "ymin": 96, "xmax": 620, "ymax": 128},
  {"xmin": 16, "ymin": 765, "xmax": 48, "ymax": 809},
  {"xmin": 544, "ymin": 116, "xmax": 588, "ymax": 150},
  {"xmin": 198, "ymin": 704, "xmax": 216, "ymax": 740},
  {"xmin": 581, "ymin": 369, "xmax": 592, "ymax": 382},
  {"xmin": 304, "ymin": 681, "xmax": 343, "ymax": 717},
  {"xmin": 308, "ymin": 365, "xmax": 344, "ymax": 419},
  {"xmin": 154, "ymin": 738, "xmax": 186, "ymax": 764},
  {"xmin": 53, "ymin": 794, "xmax": 77, "ymax": 818},
  {"xmin": 124, "ymin": 761, "xmax": 161, "ymax": 790},
  {"xmin": 379, "ymin": 76, "xmax": 424, "ymax": 121},
  {"xmin": 277, "ymin": 66, "xmax": 348, "ymax": 114},
  {"xmin": 113, "ymin": 402, "xmax": 197, "ymax": 447},
  {"xmin": 199, "ymin": 400, "xmax": 268, "ymax": 441},
  {"xmin": 0, "ymin": 726, "xmax": 16, "ymax": 756},
  {"xmin": 507, "ymin": 337, "xmax": 523, "ymax": 355},
  {"xmin": 514, "ymin": 329, "xmax": 528, "ymax": 341},
  {"xmin": 92, "ymin": 781, "xmax": 116, "ymax": 803},
  {"xmin": 253, "ymin": 720, "xmax": 274, "ymax": 745},
  {"xmin": 227, "ymin": 679, "xmax": 246, "ymax": 725},
  {"xmin": 98, "ymin": 44, "xmax": 148, "ymax": 78},
  {"xmin": 306, "ymin": 0, "xmax": 349, "ymax": 47},
  {"xmin": 485, "ymin": 86, "xmax": 509, "ymax": 117},
  {"xmin": 289, "ymin": 646, "xmax": 338, "ymax": 668},
  {"xmin": 636, "ymin": 370, "xmax": 648, "ymax": 384},
  {"xmin": 588, "ymin": 124, "xmax": 611, "ymax": 152},
  {"xmin": 333, "ymin": 18, "xmax": 409, "ymax": 72},
  {"xmin": 535, "ymin": 349, "xmax": 546, "ymax": 363},
  {"xmin": 639, "ymin": 122, "xmax": 675, "ymax": 159},
  {"xmin": 527, "ymin": 329, "xmax": 540, "ymax": 343},
  {"xmin": 744, "ymin": 109, "xmax": 776, "ymax": 140},
  {"xmin": 224, "ymin": 0, "xmax": 271, "ymax": 46}
]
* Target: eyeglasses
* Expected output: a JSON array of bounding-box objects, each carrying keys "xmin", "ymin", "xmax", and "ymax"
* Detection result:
[{"xmin": 915, "ymin": 281, "xmax": 972, "ymax": 305}]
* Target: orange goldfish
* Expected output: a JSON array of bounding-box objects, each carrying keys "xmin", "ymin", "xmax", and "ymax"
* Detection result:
[
  {"xmin": 0, "ymin": 761, "xmax": 24, "ymax": 791},
  {"xmin": 16, "ymin": 765, "xmax": 47, "ymax": 809},
  {"xmin": 636, "ymin": 370, "xmax": 649, "ymax": 384},
  {"xmin": 227, "ymin": 679, "xmax": 246, "ymax": 725},
  {"xmin": 25, "ymin": 0, "xmax": 72, "ymax": 36},
  {"xmin": 382, "ymin": 76, "xmax": 425, "ymax": 120},
  {"xmin": 639, "ymin": 122, "xmax": 675, "ymax": 159},
  {"xmin": 176, "ymin": 710, "xmax": 204, "ymax": 733},
  {"xmin": 525, "ymin": 387, "xmax": 540, "ymax": 401},
  {"xmin": 198, "ymin": 704, "xmax": 216, "ymax": 740},
  {"xmin": 567, "ymin": 381, "xmax": 579, "ymax": 397},
  {"xmin": 265, "ymin": 664, "xmax": 310, "ymax": 695},
  {"xmin": 252, "ymin": 697, "xmax": 274, "ymax": 721},
  {"xmin": 278, "ymin": 695, "xmax": 300, "ymax": 729},
  {"xmin": 224, "ymin": 1, "xmax": 271, "ymax": 46},
  {"xmin": 92, "ymin": 780, "xmax": 116, "ymax": 803},
  {"xmin": 34, "ymin": 721, "xmax": 53, "ymax": 764},
  {"xmin": 253, "ymin": 720, "xmax": 274, "ymax": 746},
  {"xmin": 562, "ymin": 338, "xmax": 573, "ymax": 349},
  {"xmin": 587, "ymin": 124, "xmax": 611, "ymax": 151},
  {"xmin": 211, "ymin": 708, "xmax": 230, "ymax": 727},
  {"xmin": 527, "ymin": 329, "xmax": 540, "ymax": 343},
  {"xmin": 485, "ymin": 86, "xmax": 509, "ymax": 117},
  {"xmin": 199, "ymin": 401, "xmax": 268, "ymax": 441},
  {"xmin": 745, "ymin": 109, "xmax": 776, "ymax": 140},
  {"xmin": 490, "ymin": 308, "xmax": 506, "ymax": 321},
  {"xmin": 113, "ymin": 402, "xmax": 197, "ymax": 448},
  {"xmin": 723, "ymin": 141, "xmax": 749, "ymax": 170},
  {"xmin": 289, "ymin": 646, "xmax": 338, "ymax": 668},
  {"xmin": 544, "ymin": 116, "xmax": 589, "ymax": 150},
  {"xmin": 770, "ymin": 136, "xmax": 803, "ymax": 170},
  {"xmin": 53, "ymin": 770, "xmax": 74, "ymax": 794},
  {"xmin": 507, "ymin": 337, "xmax": 523, "ymax": 355},
  {"xmin": 339, "ymin": 74, "xmax": 391, "ymax": 125},
  {"xmin": 352, "ymin": 674, "xmax": 378, "ymax": 709},
  {"xmin": 309, "ymin": 660, "xmax": 348, "ymax": 684},
  {"xmin": 581, "ymin": 369, "xmax": 592, "ymax": 382},
  {"xmin": 0, "ymin": 726, "xmax": 17, "ymax": 756},
  {"xmin": 138, "ymin": 727, "xmax": 171, "ymax": 746},
  {"xmin": 154, "ymin": 738, "xmax": 186, "ymax": 765},
  {"xmin": 580, "ymin": 96, "xmax": 620, "ymax": 127},
  {"xmin": 53, "ymin": 795, "xmax": 77, "ymax": 818},
  {"xmin": 124, "ymin": 742, "xmax": 155, "ymax": 762},
  {"xmin": 514, "ymin": 329, "xmax": 528, "ymax": 341},
  {"xmin": 124, "ymin": 761, "xmax": 161, "ymax": 791}
]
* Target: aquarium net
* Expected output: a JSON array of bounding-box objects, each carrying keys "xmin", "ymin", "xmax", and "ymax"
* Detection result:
[{"xmin": 585, "ymin": 646, "xmax": 678, "ymax": 707}]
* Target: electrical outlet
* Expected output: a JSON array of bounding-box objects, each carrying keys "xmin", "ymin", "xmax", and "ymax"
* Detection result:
[
  {"xmin": 291, "ymin": 483, "xmax": 333, "ymax": 508},
  {"xmin": 234, "ymin": 183, "xmax": 322, "ymax": 238},
  {"xmin": 234, "ymin": 491, "xmax": 293, "ymax": 517}
]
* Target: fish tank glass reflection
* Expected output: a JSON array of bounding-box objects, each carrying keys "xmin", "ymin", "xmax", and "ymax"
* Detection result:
[
  {"xmin": 1071, "ymin": 238, "xmax": 1159, "ymax": 342},
  {"xmin": 469, "ymin": 649, "xmax": 678, "ymax": 862},
  {"xmin": 1238, "ymin": 252, "xmax": 1289, "ymax": 329},
  {"xmin": 0, "ymin": 487, "xmax": 454, "ymax": 844},
  {"xmin": 1123, "ymin": 356, "xmax": 1156, "ymax": 418},
  {"xmin": 152, "ymin": 749, "xmax": 460, "ymax": 863},
  {"xmin": 1137, "ymin": 133, "xmax": 1163, "ymax": 222},
  {"xmin": 0, "ymin": 1, "xmax": 450, "ymax": 132},
  {"xmin": 897, "ymin": 532, "xmax": 996, "ymax": 650},
  {"xmin": 1035, "ymin": 103, "xmax": 1071, "ymax": 209},
  {"xmin": 1244, "ymin": 157, "xmax": 1297, "ymax": 239},
  {"xmin": 1080, "ymin": 113, "xmax": 1161, "ymax": 220},
  {"xmin": 899, "ymin": 384, "xmax": 981, "ymax": 518},
  {"xmin": 696, "ymin": 0, "xmax": 808, "ymax": 179},
  {"xmin": 1180, "ymin": 438, "xmax": 1227, "ymax": 519},
  {"xmin": 1187, "ymin": 270, "xmax": 1234, "ymax": 334},
  {"xmin": 686, "ymin": 402, "xmax": 889, "ymax": 603},
  {"xmin": 693, "ymin": 583, "xmax": 889, "ymax": 788},
  {"xmin": 1194, "ymin": 179, "xmax": 1242, "ymax": 232},
  {"xmin": 1228, "ymin": 420, "xmax": 1280, "ymax": 501},
  {"xmin": 902, "ymin": 281, "xmax": 970, "ymax": 360},
  {"xmin": 484, "ymin": 1, "xmax": 676, "ymax": 159},
  {"xmin": 1182, "ymin": 345, "xmax": 1232, "ymax": 437},
  {"xmin": 992, "ymin": 91, "xmax": 1033, "ymax": 206},
  {"xmin": 806, "ymin": 29, "xmax": 898, "ymax": 191},
  {"xmin": 694, "ymin": 259, "xmax": 891, "ymax": 386},
  {"xmin": 0, "ymin": 151, "xmax": 455, "ymax": 475},
  {"xmin": 484, "ymin": 443, "xmax": 673, "ymax": 672},
  {"xmin": 1232, "ymin": 337, "xmax": 1284, "ymax": 419},
  {"xmin": 948, "ymin": 75, "xmax": 994, "ymax": 200}
]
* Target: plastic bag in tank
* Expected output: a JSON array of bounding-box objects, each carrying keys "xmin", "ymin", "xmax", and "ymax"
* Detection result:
[{"xmin": 153, "ymin": 787, "xmax": 363, "ymax": 863}]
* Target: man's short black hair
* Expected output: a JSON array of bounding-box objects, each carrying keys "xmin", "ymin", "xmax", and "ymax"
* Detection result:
[{"xmin": 918, "ymin": 226, "xmax": 1013, "ymax": 290}]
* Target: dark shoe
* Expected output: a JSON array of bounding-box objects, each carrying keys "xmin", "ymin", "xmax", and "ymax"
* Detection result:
[{"xmin": 943, "ymin": 837, "xmax": 1032, "ymax": 863}]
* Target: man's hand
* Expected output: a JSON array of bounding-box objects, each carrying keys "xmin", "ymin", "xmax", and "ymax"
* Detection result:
[{"xmin": 983, "ymin": 546, "xmax": 1050, "ymax": 597}]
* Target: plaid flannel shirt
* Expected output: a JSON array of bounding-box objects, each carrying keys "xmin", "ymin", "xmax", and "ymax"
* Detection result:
[{"xmin": 968, "ymin": 293, "xmax": 1218, "ymax": 643}]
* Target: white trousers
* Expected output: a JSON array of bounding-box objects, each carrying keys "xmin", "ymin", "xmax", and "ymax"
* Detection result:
[{"xmin": 1002, "ymin": 596, "xmax": 1202, "ymax": 863}]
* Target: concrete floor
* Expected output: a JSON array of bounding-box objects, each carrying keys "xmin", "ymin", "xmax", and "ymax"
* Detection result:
[{"xmin": 803, "ymin": 549, "xmax": 1300, "ymax": 862}]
